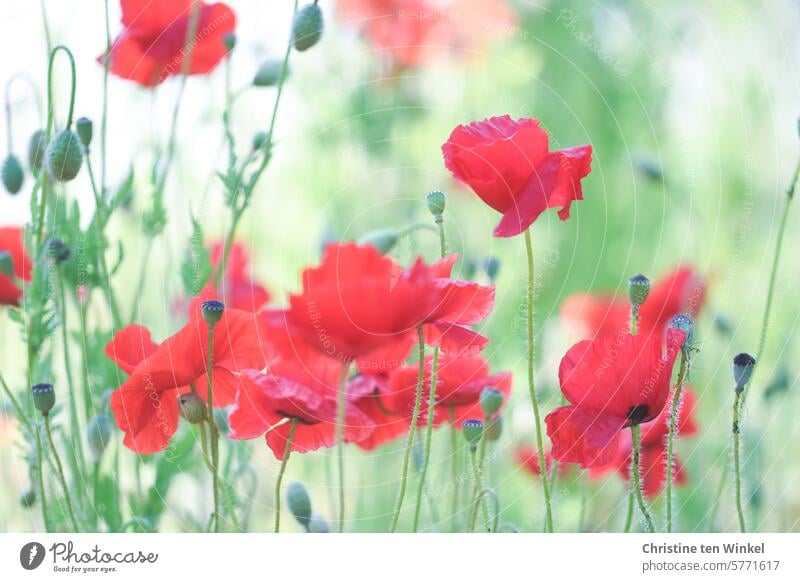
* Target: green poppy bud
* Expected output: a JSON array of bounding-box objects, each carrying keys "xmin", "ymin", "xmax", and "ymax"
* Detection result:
[
  {"xmin": 308, "ymin": 513, "xmax": 330, "ymax": 533},
  {"xmin": 287, "ymin": 481, "xmax": 312, "ymax": 530},
  {"xmin": 28, "ymin": 129, "xmax": 46, "ymax": 172},
  {"xmin": 253, "ymin": 60, "xmax": 289, "ymax": 87},
  {"xmin": 479, "ymin": 387, "xmax": 503, "ymax": 417},
  {"xmin": 669, "ymin": 313, "xmax": 693, "ymax": 346},
  {"xmin": 426, "ymin": 190, "xmax": 446, "ymax": 217},
  {"xmin": 201, "ymin": 299, "xmax": 225, "ymax": 326},
  {"xmin": 358, "ymin": 228, "xmax": 399, "ymax": 254},
  {"xmin": 75, "ymin": 117, "xmax": 93, "ymax": 149},
  {"xmin": 213, "ymin": 408, "xmax": 229, "ymax": 435},
  {"xmin": 86, "ymin": 414, "xmax": 111, "ymax": 462},
  {"xmin": 1, "ymin": 154, "xmax": 24, "ymax": 194},
  {"xmin": 47, "ymin": 238, "xmax": 71, "ymax": 264},
  {"xmin": 462, "ymin": 419, "xmax": 483, "ymax": 450},
  {"xmin": 627, "ymin": 273, "xmax": 651, "ymax": 307},
  {"xmin": 733, "ymin": 353, "xmax": 756, "ymax": 393},
  {"xmin": 45, "ymin": 129, "xmax": 83, "ymax": 181},
  {"xmin": 484, "ymin": 415, "xmax": 503, "ymax": 442},
  {"xmin": 252, "ymin": 131, "xmax": 269, "ymax": 151},
  {"xmin": 0, "ymin": 250, "xmax": 13, "ymax": 276},
  {"xmin": 31, "ymin": 383, "xmax": 55, "ymax": 416},
  {"xmin": 178, "ymin": 393, "xmax": 206, "ymax": 424},
  {"xmin": 20, "ymin": 488, "xmax": 36, "ymax": 508},
  {"xmin": 223, "ymin": 32, "xmax": 237, "ymax": 52},
  {"xmin": 484, "ymin": 256, "xmax": 500, "ymax": 282},
  {"xmin": 293, "ymin": 3, "xmax": 324, "ymax": 52}
]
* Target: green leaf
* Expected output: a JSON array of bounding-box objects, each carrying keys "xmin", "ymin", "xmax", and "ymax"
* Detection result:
[{"xmin": 180, "ymin": 217, "xmax": 213, "ymax": 297}]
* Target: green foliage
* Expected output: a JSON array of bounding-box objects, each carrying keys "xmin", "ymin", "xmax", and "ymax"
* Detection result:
[{"xmin": 180, "ymin": 217, "xmax": 213, "ymax": 297}]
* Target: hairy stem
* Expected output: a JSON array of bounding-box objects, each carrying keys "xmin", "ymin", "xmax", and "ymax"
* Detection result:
[{"xmin": 274, "ymin": 418, "xmax": 298, "ymax": 533}]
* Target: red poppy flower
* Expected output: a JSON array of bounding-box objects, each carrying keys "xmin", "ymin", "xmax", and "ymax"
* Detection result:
[
  {"xmin": 261, "ymin": 243, "xmax": 494, "ymax": 363},
  {"xmin": 0, "ymin": 226, "xmax": 31, "ymax": 306},
  {"xmin": 515, "ymin": 446, "xmax": 571, "ymax": 478},
  {"xmin": 562, "ymin": 267, "xmax": 706, "ymax": 340},
  {"xmin": 442, "ymin": 115, "xmax": 592, "ymax": 237},
  {"xmin": 336, "ymin": 0, "xmax": 516, "ymax": 69},
  {"xmin": 104, "ymin": 0, "xmax": 235, "ymax": 87},
  {"xmin": 545, "ymin": 328, "xmax": 685, "ymax": 469},
  {"xmin": 106, "ymin": 289, "xmax": 264, "ymax": 454},
  {"xmin": 589, "ymin": 388, "xmax": 699, "ymax": 498},
  {"xmin": 228, "ymin": 357, "xmax": 375, "ymax": 459},
  {"xmin": 209, "ymin": 241, "xmax": 271, "ymax": 312}
]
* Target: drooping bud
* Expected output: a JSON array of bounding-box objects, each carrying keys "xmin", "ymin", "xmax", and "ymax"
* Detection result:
[
  {"xmin": 632, "ymin": 153, "xmax": 664, "ymax": 183},
  {"xmin": 292, "ymin": 3, "xmax": 324, "ymax": 52},
  {"xmin": 253, "ymin": 60, "xmax": 289, "ymax": 87},
  {"xmin": 178, "ymin": 393, "xmax": 206, "ymax": 424},
  {"xmin": 201, "ymin": 299, "xmax": 225, "ymax": 326},
  {"xmin": 462, "ymin": 419, "xmax": 483, "ymax": 450},
  {"xmin": 75, "ymin": 117, "xmax": 93, "ymax": 149},
  {"xmin": 0, "ymin": 251, "xmax": 13, "ymax": 276},
  {"xmin": 20, "ymin": 488, "xmax": 36, "ymax": 508},
  {"xmin": 479, "ymin": 387, "xmax": 503, "ymax": 417},
  {"xmin": 223, "ymin": 32, "xmax": 237, "ymax": 52},
  {"xmin": 308, "ymin": 513, "xmax": 330, "ymax": 533},
  {"xmin": 47, "ymin": 238, "xmax": 71, "ymax": 264},
  {"xmin": 627, "ymin": 273, "xmax": 651, "ymax": 307},
  {"xmin": 31, "ymin": 383, "xmax": 55, "ymax": 416},
  {"xmin": 44, "ymin": 129, "xmax": 83, "ymax": 181},
  {"xmin": 484, "ymin": 256, "xmax": 500, "ymax": 282},
  {"xmin": 286, "ymin": 481, "xmax": 312, "ymax": 530},
  {"xmin": 484, "ymin": 415, "xmax": 503, "ymax": 442},
  {"xmin": 1, "ymin": 154, "xmax": 24, "ymax": 194},
  {"xmin": 426, "ymin": 190, "xmax": 446, "ymax": 217},
  {"xmin": 86, "ymin": 414, "xmax": 111, "ymax": 462},
  {"xmin": 358, "ymin": 228, "xmax": 399, "ymax": 254},
  {"xmin": 733, "ymin": 353, "xmax": 756, "ymax": 393},
  {"xmin": 669, "ymin": 313, "xmax": 693, "ymax": 347},
  {"xmin": 28, "ymin": 129, "xmax": 46, "ymax": 172}
]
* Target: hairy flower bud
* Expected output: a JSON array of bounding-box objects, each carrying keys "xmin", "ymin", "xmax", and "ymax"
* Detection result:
[
  {"xmin": 627, "ymin": 273, "xmax": 651, "ymax": 307},
  {"xmin": 87, "ymin": 414, "xmax": 111, "ymax": 462},
  {"xmin": 1, "ymin": 154, "xmax": 24, "ymax": 194},
  {"xmin": 669, "ymin": 313, "xmax": 693, "ymax": 347},
  {"xmin": 426, "ymin": 190, "xmax": 446, "ymax": 217},
  {"xmin": 223, "ymin": 32, "xmax": 237, "ymax": 52},
  {"xmin": 27, "ymin": 129, "xmax": 46, "ymax": 172},
  {"xmin": 20, "ymin": 488, "xmax": 36, "ymax": 508},
  {"xmin": 75, "ymin": 117, "xmax": 93, "ymax": 149},
  {"xmin": 733, "ymin": 353, "xmax": 756, "ymax": 392},
  {"xmin": 45, "ymin": 129, "xmax": 83, "ymax": 181},
  {"xmin": 287, "ymin": 481, "xmax": 312, "ymax": 530},
  {"xmin": 358, "ymin": 228, "xmax": 399, "ymax": 254},
  {"xmin": 462, "ymin": 419, "xmax": 483, "ymax": 450},
  {"xmin": 31, "ymin": 383, "xmax": 55, "ymax": 416},
  {"xmin": 201, "ymin": 299, "xmax": 225, "ymax": 326},
  {"xmin": 48, "ymin": 238, "xmax": 71, "ymax": 264},
  {"xmin": 293, "ymin": 3, "xmax": 324, "ymax": 51},
  {"xmin": 178, "ymin": 393, "xmax": 206, "ymax": 424},
  {"xmin": 479, "ymin": 387, "xmax": 503, "ymax": 417},
  {"xmin": 484, "ymin": 256, "xmax": 500, "ymax": 282},
  {"xmin": 253, "ymin": 60, "xmax": 289, "ymax": 87}
]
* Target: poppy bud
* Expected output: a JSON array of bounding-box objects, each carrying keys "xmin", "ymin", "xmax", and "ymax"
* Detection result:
[
  {"xmin": 214, "ymin": 408, "xmax": 229, "ymax": 435},
  {"xmin": 1, "ymin": 154, "xmax": 24, "ymax": 194},
  {"xmin": 627, "ymin": 273, "xmax": 650, "ymax": 307},
  {"xmin": 75, "ymin": 117, "xmax": 93, "ymax": 149},
  {"xmin": 86, "ymin": 414, "xmax": 111, "ymax": 462},
  {"xmin": 253, "ymin": 60, "xmax": 289, "ymax": 87},
  {"xmin": 461, "ymin": 256, "xmax": 477, "ymax": 280},
  {"xmin": 713, "ymin": 313, "xmax": 733, "ymax": 337},
  {"xmin": 31, "ymin": 383, "xmax": 55, "ymax": 416},
  {"xmin": 201, "ymin": 299, "xmax": 225, "ymax": 326},
  {"xmin": 47, "ymin": 238, "xmax": 71, "ymax": 264},
  {"xmin": 412, "ymin": 440, "xmax": 424, "ymax": 472},
  {"xmin": 223, "ymin": 32, "xmax": 237, "ymax": 52},
  {"xmin": 0, "ymin": 251, "xmax": 13, "ymax": 276},
  {"xmin": 632, "ymin": 154, "xmax": 664, "ymax": 183},
  {"xmin": 20, "ymin": 488, "xmax": 36, "ymax": 508},
  {"xmin": 764, "ymin": 366, "xmax": 790, "ymax": 400},
  {"xmin": 669, "ymin": 313, "xmax": 693, "ymax": 346},
  {"xmin": 733, "ymin": 353, "xmax": 756, "ymax": 392},
  {"xmin": 484, "ymin": 256, "xmax": 500, "ymax": 282},
  {"xmin": 44, "ymin": 129, "xmax": 83, "ymax": 181},
  {"xmin": 252, "ymin": 131, "xmax": 268, "ymax": 151},
  {"xmin": 178, "ymin": 393, "xmax": 206, "ymax": 424},
  {"xmin": 358, "ymin": 228, "xmax": 399, "ymax": 254},
  {"xmin": 462, "ymin": 419, "xmax": 483, "ymax": 450},
  {"xmin": 484, "ymin": 414, "xmax": 503, "ymax": 442},
  {"xmin": 292, "ymin": 3, "xmax": 324, "ymax": 52},
  {"xmin": 479, "ymin": 387, "xmax": 503, "ymax": 416},
  {"xmin": 426, "ymin": 190, "xmax": 446, "ymax": 217},
  {"xmin": 286, "ymin": 481, "xmax": 312, "ymax": 529},
  {"xmin": 308, "ymin": 513, "xmax": 330, "ymax": 533},
  {"xmin": 28, "ymin": 129, "xmax": 46, "ymax": 172}
]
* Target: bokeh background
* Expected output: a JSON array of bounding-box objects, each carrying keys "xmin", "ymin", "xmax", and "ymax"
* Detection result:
[{"xmin": 1, "ymin": 0, "xmax": 800, "ymax": 532}]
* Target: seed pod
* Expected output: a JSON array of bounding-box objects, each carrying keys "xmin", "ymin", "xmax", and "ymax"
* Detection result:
[
  {"xmin": 462, "ymin": 419, "xmax": 483, "ymax": 450},
  {"xmin": 669, "ymin": 313, "xmax": 693, "ymax": 346},
  {"xmin": 87, "ymin": 414, "xmax": 111, "ymax": 462},
  {"xmin": 286, "ymin": 481, "xmax": 312, "ymax": 530},
  {"xmin": 292, "ymin": 3, "xmax": 324, "ymax": 52},
  {"xmin": 1, "ymin": 154, "xmax": 24, "ymax": 194},
  {"xmin": 44, "ymin": 129, "xmax": 83, "ymax": 181},
  {"xmin": 627, "ymin": 273, "xmax": 651, "ymax": 307},
  {"xmin": 28, "ymin": 129, "xmax": 46, "ymax": 172},
  {"xmin": 31, "ymin": 383, "xmax": 55, "ymax": 416},
  {"xmin": 479, "ymin": 387, "xmax": 503, "ymax": 417},
  {"xmin": 201, "ymin": 300, "xmax": 225, "ymax": 326},
  {"xmin": 253, "ymin": 60, "xmax": 289, "ymax": 87},
  {"xmin": 178, "ymin": 393, "xmax": 206, "ymax": 424},
  {"xmin": 733, "ymin": 353, "xmax": 756, "ymax": 392},
  {"xmin": 426, "ymin": 190, "xmax": 446, "ymax": 217},
  {"xmin": 358, "ymin": 228, "xmax": 399, "ymax": 254}
]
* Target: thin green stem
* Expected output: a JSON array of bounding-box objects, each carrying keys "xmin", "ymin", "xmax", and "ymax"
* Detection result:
[
  {"xmin": 412, "ymin": 347, "xmax": 438, "ymax": 532},
  {"xmin": 390, "ymin": 326, "xmax": 426, "ymax": 532},
  {"xmin": 449, "ymin": 407, "xmax": 460, "ymax": 532},
  {"xmin": 665, "ymin": 352, "xmax": 687, "ymax": 532},
  {"xmin": 467, "ymin": 448, "xmax": 489, "ymax": 532},
  {"xmin": 732, "ymin": 389, "xmax": 746, "ymax": 532},
  {"xmin": 205, "ymin": 324, "xmax": 220, "ymax": 532},
  {"xmin": 44, "ymin": 415, "xmax": 79, "ymax": 531},
  {"xmin": 435, "ymin": 217, "xmax": 446, "ymax": 257},
  {"xmin": 335, "ymin": 361, "xmax": 351, "ymax": 532},
  {"xmin": 57, "ymin": 270, "xmax": 86, "ymax": 473},
  {"xmin": 523, "ymin": 228, "xmax": 553, "ymax": 532},
  {"xmin": 34, "ymin": 425, "xmax": 50, "ymax": 531},
  {"xmin": 274, "ymin": 418, "xmax": 298, "ymax": 533},
  {"xmin": 623, "ymin": 485, "xmax": 634, "ymax": 532},
  {"xmin": 101, "ymin": 0, "xmax": 110, "ymax": 192},
  {"xmin": 0, "ymin": 373, "xmax": 32, "ymax": 433},
  {"xmin": 707, "ymin": 461, "xmax": 729, "ymax": 531},
  {"xmin": 630, "ymin": 424, "xmax": 655, "ymax": 532}
]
